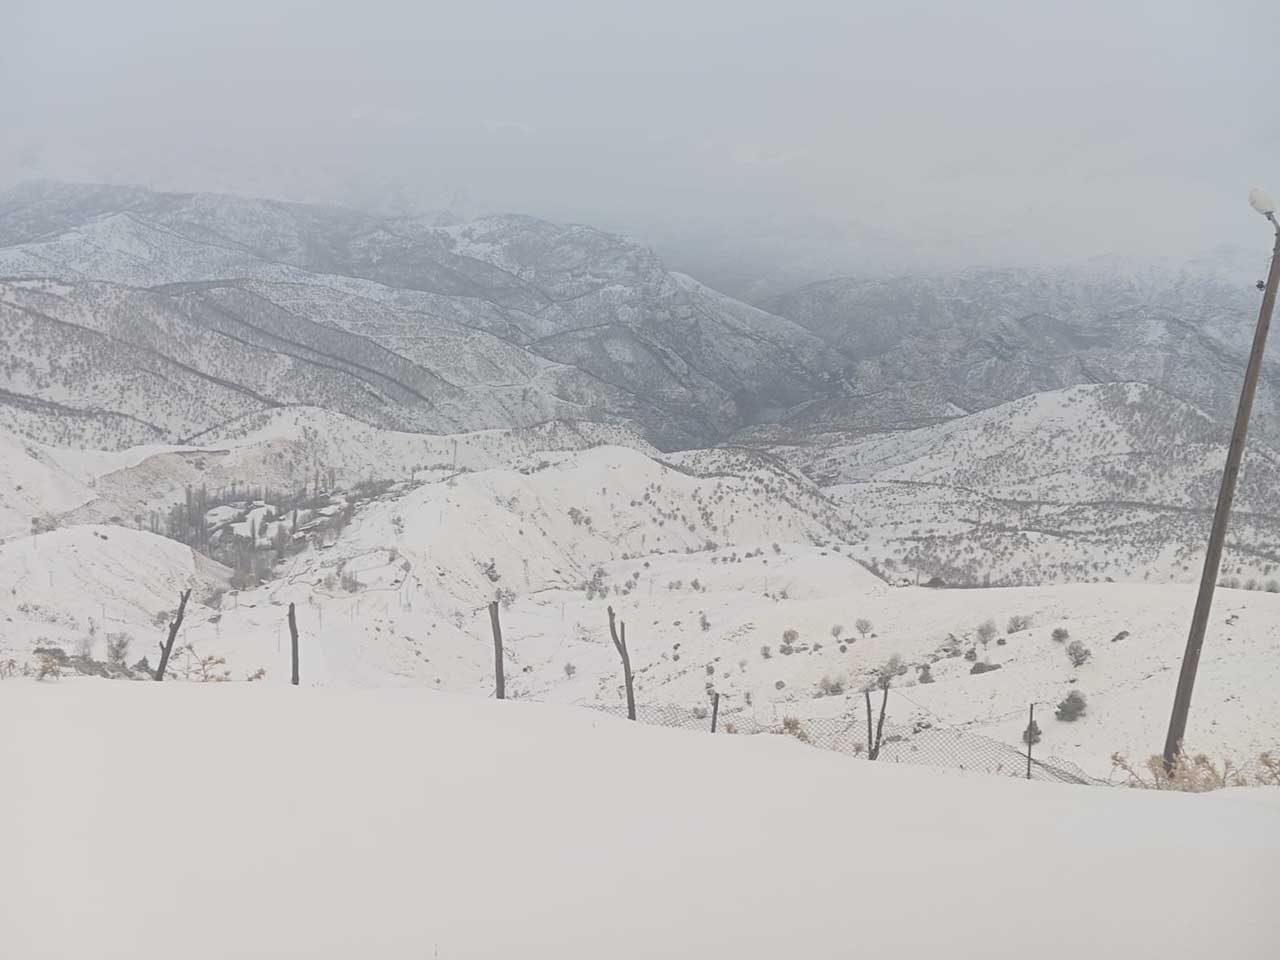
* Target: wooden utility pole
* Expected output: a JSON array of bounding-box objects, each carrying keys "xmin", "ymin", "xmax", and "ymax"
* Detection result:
[
  {"xmin": 288, "ymin": 602, "xmax": 299, "ymax": 686},
  {"xmin": 489, "ymin": 601, "xmax": 505, "ymax": 700},
  {"xmin": 153, "ymin": 589, "xmax": 191, "ymax": 681},
  {"xmin": 1164, "ymin": 211, "xmax": 1280, "ymax": 771},
  {"xmin": 606, "ymin": 606, "xmax": 635, "ymax": 720}
]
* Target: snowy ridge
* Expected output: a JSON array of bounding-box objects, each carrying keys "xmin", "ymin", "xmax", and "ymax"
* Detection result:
[{"xmin": 0, "ymin": 182, "xmax": 842, "ymax": 450}]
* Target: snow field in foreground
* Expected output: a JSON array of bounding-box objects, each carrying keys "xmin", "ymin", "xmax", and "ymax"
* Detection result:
[{"xmin": 2, "ymin": 683, "xmax": 1277, "ymax": 959}]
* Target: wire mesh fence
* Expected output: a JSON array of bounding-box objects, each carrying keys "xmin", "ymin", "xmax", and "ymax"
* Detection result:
[{"xmin": 578, "ymin": 700, "xmax": 1107, "ymax": 785}]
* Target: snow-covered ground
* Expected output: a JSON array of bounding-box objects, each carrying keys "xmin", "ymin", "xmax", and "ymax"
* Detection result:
[
  {"xmin": 3, "ymin": 442, "xmax": 1277, "ymax": 778},
  {"xmin": 2, "ymin": 683, "xmax": 1276, "ymax": 959}
]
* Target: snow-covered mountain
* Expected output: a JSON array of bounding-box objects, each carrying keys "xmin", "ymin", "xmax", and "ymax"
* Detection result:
[
  {"xmin": 0, "ymin": 181, "xmax": 840, "ymax": 450},
  {"xmin": 761, "ymin": 264, "xmax": 1280, "ymax": 441}
]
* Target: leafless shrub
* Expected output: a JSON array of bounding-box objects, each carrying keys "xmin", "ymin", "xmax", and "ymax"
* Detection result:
[
  {"xmin": 105, "ymin": 632, "xmax": 132, "ymax": 666},
  {"xmin": 177, "ymin": 644, "xmax": 230, "ymax": 682},
  {"xmin": 1111, "ymin": 750, "xmax": 1280, "ymax": 791},
  {"xmin": 36, "ymin": 654, "xmax": 61, "ymax": 681},
  {"xmin": 781, "ymin": 716, "xmax": 810, "ymax": 743},
  {"xmin": 1066, "ymin": 640, "xmax": 1092, "ymax": 667}
]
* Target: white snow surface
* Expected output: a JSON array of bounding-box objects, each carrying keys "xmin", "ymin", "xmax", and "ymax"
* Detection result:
[
  {"xmin": 1, "ymin": 682, "xmax": 1276, "ymax": 959},
  {"xmin": 2, "ymin": 438, "xmax": 1278, "ymax": 777}
]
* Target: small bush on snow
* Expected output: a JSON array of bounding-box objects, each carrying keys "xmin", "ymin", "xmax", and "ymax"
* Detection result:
[
  {"xmin": 816, "ymin": 675, "xmax": 846, "ymax": 697},
  {"xmin": 1023, "ymin": 719, "xmax": 1042, "ymax": 745},
  {"xmin": 1055, "ymin": 690, "xmax": 1087, "ymax": 722},
  {"xmin": 1066, "ymin": 640, "xmax": 1092, "ymax": 667}
]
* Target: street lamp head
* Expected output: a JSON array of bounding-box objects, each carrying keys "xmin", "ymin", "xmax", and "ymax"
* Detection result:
[{"xmin": 1249, "ymin": 186, "xmax": 1276, "ymax": 217}]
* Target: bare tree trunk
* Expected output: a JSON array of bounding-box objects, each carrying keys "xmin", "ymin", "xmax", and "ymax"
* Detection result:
[
  {"xmin": 864, "ymin": 689, "xmax": 874, "ymax": 756},
  {"xmin": 489, "ymin": 601, "xmax": 504, "ymax": 700},
  {"xmin": 871, "ymin": 685, "xmax": 890, "ymax": 760},
  {"xmin": 710, "ymin": 692, "xmax": 720, "ymax": 733},
  {"xmin": 288, "ymin": 602, "xmax": 299, "ymax": 686},
  {"xmin": 154, "ymin": 589, "xmax": 191, "ymax": 681},
  {"xmin": 607, "ymin": 606, "xmax": 635, "ymax": 720}
]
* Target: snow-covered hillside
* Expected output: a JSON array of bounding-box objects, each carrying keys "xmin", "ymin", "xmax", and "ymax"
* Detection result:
[
  {"xmin": 0, "ymin": 182, "xmax": 840, "ymax": 450},
  {"xmin": 2, "ymin": 683, "xmax": 1276, "ymax": 959},
  {"xmin": 0, "ymin": 426, "xmax": 96, "ymax": 540},
  {"xmin": 2, "ymin": 180, "xmax": 1278, "ymax": 805},
  {"xmin": 0, "ymin": 408, "xmax": 659, "ymax": 544},
  {"xmin": 4, "ymin": 439, "xmax": 1275, "ymax": 778},
  {"xmin": 769, "ymin": 383, "xmax": 1280, "ymax": 586}
]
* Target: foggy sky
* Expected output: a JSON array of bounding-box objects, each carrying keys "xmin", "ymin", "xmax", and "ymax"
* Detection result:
[{"xmin": 4, "ymin": 0, "xmax": 1278, "ymax": 280}]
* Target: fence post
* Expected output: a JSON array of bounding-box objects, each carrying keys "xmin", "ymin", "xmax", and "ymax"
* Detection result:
[
  {"xmin": 606, "ymin": 606, "xmax": 636, "ymax": 720},
  {"xmin": 870, "ymin": 686, "xmax": 890, "ymax": 760},
  {"xmin": 1025, "ymin": 703, "xmax": 1034, "ymax": 780},
  {"xmin": 710, "ymin": 692, "xmax": 720, "ymax": 733},
  {"xmin": 488, "ymin": 601, "xmax": 505, "ymax": 700},
  {"xmin": 288, "ymin": 602, "xmax": 299, "ymax": 685},
  {"xmin": 864, "ymin": 689, "xmax": 874, "ymax": 757},
  {"xmin": 153, "ymin": 589, "xmax": 191, "ymax": 681}
]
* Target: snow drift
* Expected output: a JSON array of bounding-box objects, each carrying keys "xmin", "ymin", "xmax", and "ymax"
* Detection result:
[{"xmin": 1, "ymin": 683, "xmax": 1276, "ymax": 959}]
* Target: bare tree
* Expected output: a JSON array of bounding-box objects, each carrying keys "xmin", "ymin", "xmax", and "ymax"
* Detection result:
[
  {"xmin": 855, "ymin": 618, "xmax": 873, "ymax": 638},
  {"xmin": 864, "ymin": 654, "xmax": 901, "ymax": 760},
  {"xmin": 153, "ymin": 589, "xmax": 192, "ymax": 681},
  {"xmin": 976, "ymin": 619, "xmax": 997, "ymax": 648},
  {"xmin": 488, "ymin": 601, "xmax": 504, "ymax": 700},
  {"xmin": 288, "ymin": 602, "xmax": 300, "ymax": 685},
  {"xmin": 607, "ymin": 606, "xmax": 635, "ymax": 720}
]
